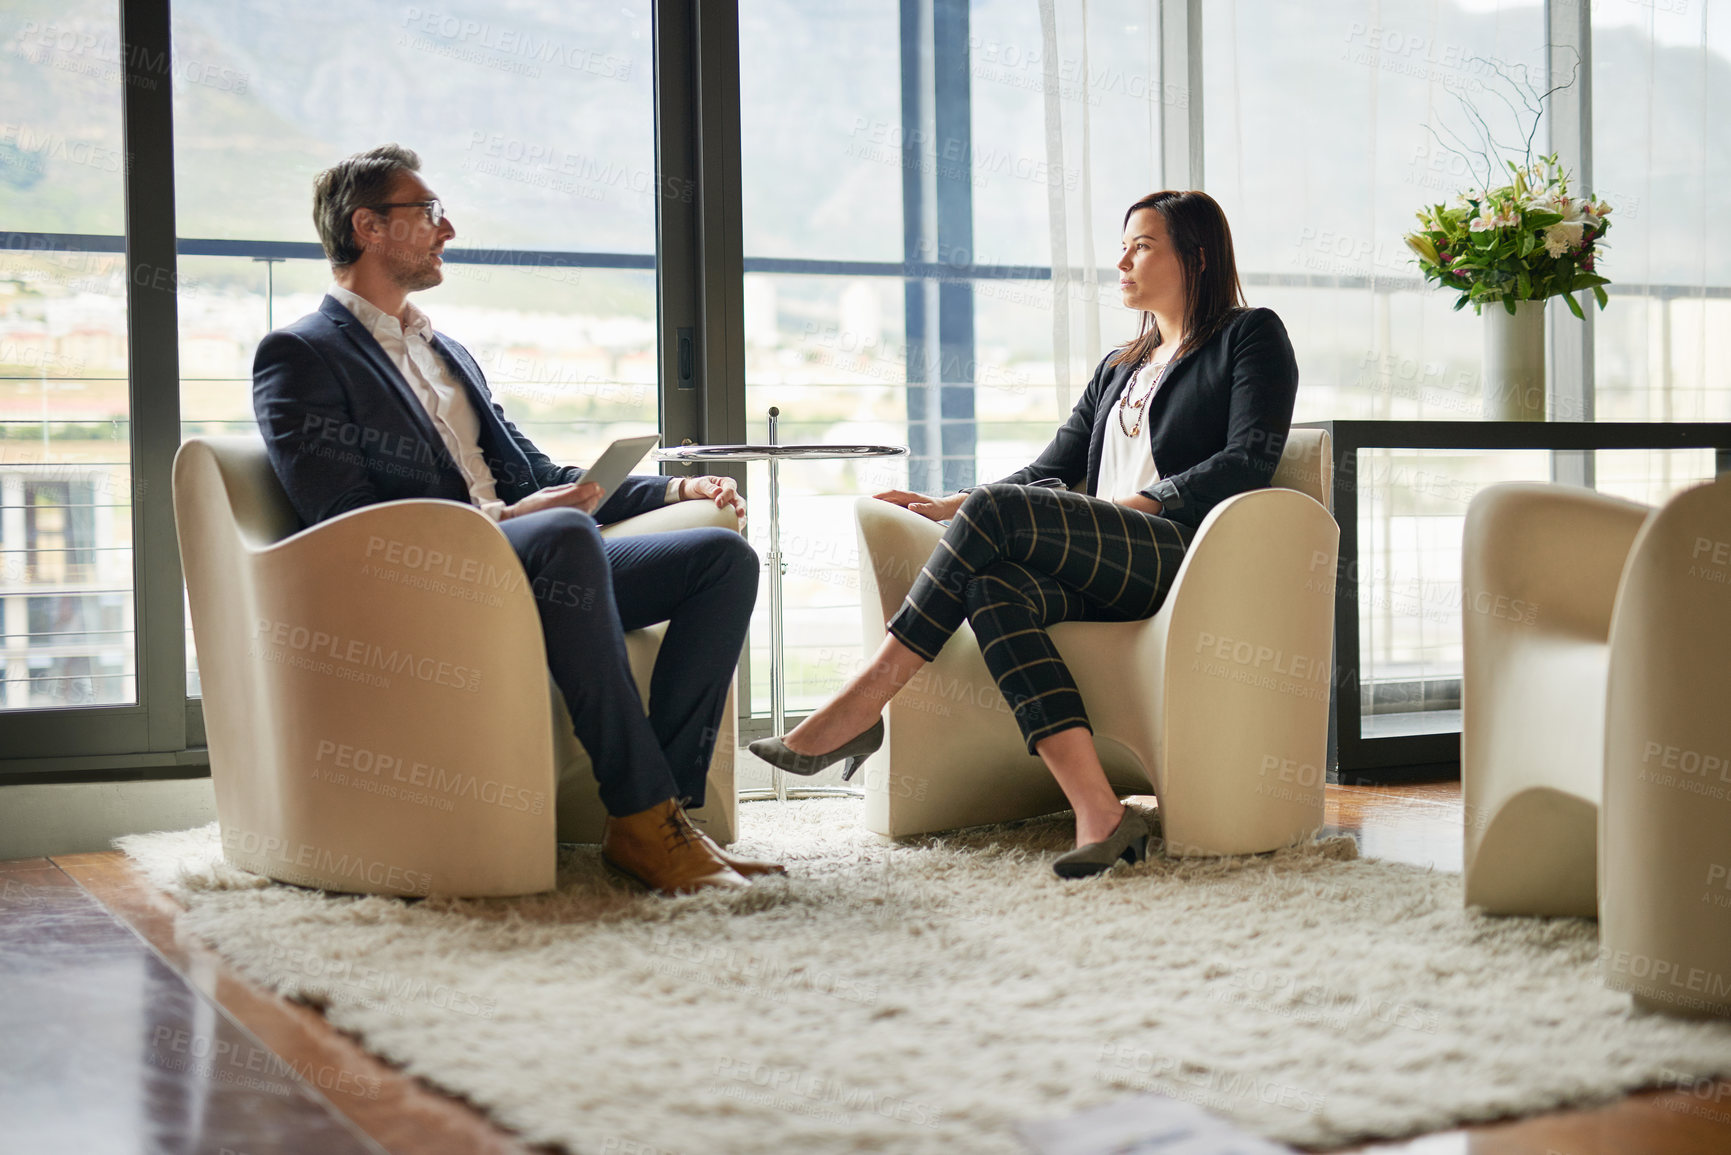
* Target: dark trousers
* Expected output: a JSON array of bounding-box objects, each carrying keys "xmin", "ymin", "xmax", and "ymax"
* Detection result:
[
  {"xmin": 886, "ymin": 484, "xmax": 1192, "ymax": 751},
  {"xmin": 500, "ymin": 509, "xmax": 758, "ymax": 817}
]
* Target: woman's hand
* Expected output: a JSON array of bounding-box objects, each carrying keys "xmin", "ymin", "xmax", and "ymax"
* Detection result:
[
  {"xmin": 875, "ymin": 489, "xmax": 966, "ymax": 523},
  {"xmin": 502, "ymin": 481, "xmax": 604, "ymax": 520},
  {"xmin": 1115, "ymin": 493, "xmax": 1165, "ymax": 516},
  {"xmin": 678, "ymin": 475, "xmax": 747, "ymax": 520}
]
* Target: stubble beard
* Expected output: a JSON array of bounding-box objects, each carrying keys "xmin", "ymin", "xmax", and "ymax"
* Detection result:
[{"xmin": 388, "ymin": 247, "xmax": 443, "ymax": 295}]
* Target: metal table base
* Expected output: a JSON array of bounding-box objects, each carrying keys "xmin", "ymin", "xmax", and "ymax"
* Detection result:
[{"xmin": 654, "ymin": 410, "xmax": 908, "ymax": 802}]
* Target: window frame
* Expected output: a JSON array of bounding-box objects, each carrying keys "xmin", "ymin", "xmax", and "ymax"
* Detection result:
[
  {"xmin": 0, "ymin": 0, "xmax": 1685, "ymax": 781},
  {"xmin": 0, "ymin": 0, "xmax": 737, "ymax": 779}
]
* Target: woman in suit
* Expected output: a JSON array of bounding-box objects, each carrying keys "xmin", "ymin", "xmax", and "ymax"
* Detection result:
[{"xmin": 751, "ymin": 190, "xmax": 1299, "ymax": 877}]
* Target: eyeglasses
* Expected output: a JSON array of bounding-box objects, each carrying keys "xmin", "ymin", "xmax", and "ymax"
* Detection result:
[{"xmin": 366, "ymin": 198, "xmax": 445, "ymax": 226}]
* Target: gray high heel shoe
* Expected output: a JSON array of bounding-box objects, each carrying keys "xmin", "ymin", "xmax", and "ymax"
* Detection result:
[
  {"xmin": 748, "ymin": 718, "xmax": 885, "ymax": 780},
  {"xmin": 1052, "ymin": 807, "xmax": 1152, "ymax": 878}
]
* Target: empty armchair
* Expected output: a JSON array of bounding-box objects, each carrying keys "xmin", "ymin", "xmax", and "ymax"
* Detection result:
[
  {"xmin": 1460, "ymin": 483, "xmax": 1649, "ymax": 917},
  {"xmin": 851, "ymin": 429, "xmax": 1339, "ymax": 856},
  {"xmin": 1463, "ymin": 473, "xmax": 1731, "ymax": 1017},
  {"xmin": 173, "ymin": 436, "xmax": 738, "ymax": 899}
]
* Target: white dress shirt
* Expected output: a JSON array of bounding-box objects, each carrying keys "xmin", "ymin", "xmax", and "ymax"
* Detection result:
[{"xmin": 328, "ymin": 284, "xmax": 681, "ymax": 519}]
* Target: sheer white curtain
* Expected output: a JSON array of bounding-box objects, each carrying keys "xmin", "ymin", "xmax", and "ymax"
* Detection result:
[
  {"xmin": 1591, "ymin": 1, "xmax": 1731, "ymax": 429},
  {"xmin": 1201, "ymin": 0, "xmax": 1729, "ymax": 428},
  {"xmin": 1035, "ymin": 0, "xmax": 1100, "ymax": 414},
  {"xmin": 968, "ymin": 0, "xmax": 1163, "ymax": 426},
  {"xmin": 1205, "ymin": 0, "xmax": 1552, "ymax": 423}
]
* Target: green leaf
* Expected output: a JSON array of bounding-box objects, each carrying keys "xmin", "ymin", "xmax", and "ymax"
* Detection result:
[
  {"xmin": 1502, "ymin": 297, "xmax": 1517, "ymax": 315},
  {"xmin": 1453, "ymin": 295, "xmax": 1470, "ymax": 311},
  {"xmin": 1524, "ymin": 211, "xmax": 1564, "ymax": 229},
  {"xmin": 1517, "ymin": 271, "xmax": 1532, "ymax": 298},
  {"xmin": 1564, "ymin": 292, "xmax": 1585, "ymax": 320},
  {"xmin": 1593, "ymin": 285, "xmax": 1609, "ymax": 309}
]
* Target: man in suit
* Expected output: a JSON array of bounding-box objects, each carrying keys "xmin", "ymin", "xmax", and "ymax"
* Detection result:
[{"xmin": 253, "ymin": 143, "xmax": 770, "ymax": 894}]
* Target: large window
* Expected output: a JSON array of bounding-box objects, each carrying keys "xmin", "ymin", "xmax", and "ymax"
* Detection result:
[
  {"xmin": 738, "ymin": 0, "xmax": 1164, "ymax": 714},
  {"xmin": 1205, "ymin": 0, "xmax": 1552, "ymax": 423},
  {"xmin": 0, "ymin": 0, "xmax": 135, "ymax": 712},
  {"xmin": 168, "ymin": 0, "xmax": 660, "ymax": 694},
  {"xmin": 1206, "ymin": 0, "xmax": 1725, "ymax": 740},
  {"xmin": 1, "ymin": 0, "xmax": 1725, "ymax": 772}
]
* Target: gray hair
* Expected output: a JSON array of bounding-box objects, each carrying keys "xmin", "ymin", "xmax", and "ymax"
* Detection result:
[{"xmin": 312, "ymin": 144, "xmax": 421, "ymax": 268}]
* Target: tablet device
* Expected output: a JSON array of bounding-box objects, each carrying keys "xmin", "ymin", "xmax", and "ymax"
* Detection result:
[{"xmin": 573, "ymin": 433, "xmax": 661, "ymax": 500}]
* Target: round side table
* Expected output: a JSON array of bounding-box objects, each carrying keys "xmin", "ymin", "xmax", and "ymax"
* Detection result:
[{"xmin": 654, "ymin": 408, "xmax": 908, "ymax": 802}]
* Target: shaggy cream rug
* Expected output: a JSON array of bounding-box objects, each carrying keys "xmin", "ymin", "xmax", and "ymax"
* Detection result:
[{"xmin": 118, "ymin": 799, "xmax": 1731, "ymax": 1154}]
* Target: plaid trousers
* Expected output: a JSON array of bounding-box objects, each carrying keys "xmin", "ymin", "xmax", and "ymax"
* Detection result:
[{"xmin": 886, "ymin": 483, "xmax": 1194, "ymax": 751}]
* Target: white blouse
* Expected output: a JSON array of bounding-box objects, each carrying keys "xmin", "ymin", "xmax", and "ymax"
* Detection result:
[{"xmin": 1096, "ymin": 354, "xmax": 1173, "ymax": 502}]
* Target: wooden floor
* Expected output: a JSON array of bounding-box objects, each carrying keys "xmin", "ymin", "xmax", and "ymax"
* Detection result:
[{"xmin": 3, "ymin": 779, "xmax": 1727, "ymax": 1154}]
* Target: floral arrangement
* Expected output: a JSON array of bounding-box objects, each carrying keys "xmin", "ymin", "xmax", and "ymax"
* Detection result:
[{"xmin": 1403, "ymin": 153, "xmax": 1611, "ymax": 318}]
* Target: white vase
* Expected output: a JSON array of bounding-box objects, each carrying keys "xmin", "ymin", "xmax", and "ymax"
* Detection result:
[{"xmin": 1482, "ymin": 299, "xmax": 1546, "ymax": 421}]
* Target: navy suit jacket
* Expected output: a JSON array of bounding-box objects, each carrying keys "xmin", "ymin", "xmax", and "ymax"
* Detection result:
[
  {"xmin": 252, "ymin": 295, "xmax": 669, "ymax": 529},
  {"xmin": 997, "ymin": 307, "xmax": 1299, "ymax": 528}
]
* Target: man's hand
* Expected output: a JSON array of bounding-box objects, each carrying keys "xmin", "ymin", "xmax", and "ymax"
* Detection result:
[
  {"xmin": 501, "ymin": 481, "xmax": 603, "ymax": 521},
  {"xmin": 678, "ymin": 475, "xmax": 747, "ymax": 520},
  {"xmin": 1115, "ymin": 493, "xmax": 1165, "ymax": 516},
  {"xmin": 875, "ymin": 488, "xmax": 966, "ymax": 523}
]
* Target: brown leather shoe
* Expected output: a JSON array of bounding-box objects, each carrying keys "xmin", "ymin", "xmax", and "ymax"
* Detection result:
[
  {"xmin": 692, "ymin": 829, "xmax": 786, "ymax": 877},
  {"xmin": 602, "ymin": 799, "xmax": 749, "ymax": 895}
]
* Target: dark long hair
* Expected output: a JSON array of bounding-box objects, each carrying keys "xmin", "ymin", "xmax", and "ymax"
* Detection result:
[{"xmin": 1108, "ymin": 190, "xmax": 1246, "ymax": 369}]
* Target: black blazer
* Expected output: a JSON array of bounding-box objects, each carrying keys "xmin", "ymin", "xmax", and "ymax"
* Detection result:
[
  {"xmin": 997, "ymin": 306, "xmax": 1299, "ymax": 528},
  {"xmin": 252, "ymin": 295, "xmax": 670, "ymax": 529}
]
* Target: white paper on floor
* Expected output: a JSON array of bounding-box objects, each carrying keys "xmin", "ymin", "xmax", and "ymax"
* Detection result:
[{"xmin": 1016, "ymin": 1094, "xmax": 1295, "ymax": 1155}]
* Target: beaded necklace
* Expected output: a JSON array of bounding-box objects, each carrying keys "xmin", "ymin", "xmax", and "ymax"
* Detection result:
[{"xmin": 1116, "ymin": 345, "xmax": 1179, "ymax": 438}]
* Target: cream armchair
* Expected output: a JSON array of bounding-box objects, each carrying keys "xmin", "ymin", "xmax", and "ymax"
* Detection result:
[
  {"xmin": 851, "ymin": 430, "xmax": 1338, "ymax": 855},
  {"xmin": 173, "ymin": 436, "xmax": 738, "ymax": 899},
  {"xmin": 1460, "ymin": 483, "xmax": 1648, "ymax": 917},
  {"xmin": 1601, "ymin": 475, "xmax": 1731, "ymax": 1017},
  {"xmin": 1467, "ymin": 474, "xmax": 1731, "ymax": 1018},
  {"xmin": 1462, "ymin": 475, "xmax": 1731, "ymax": 1016}
]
